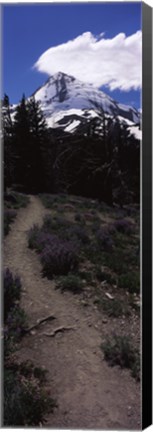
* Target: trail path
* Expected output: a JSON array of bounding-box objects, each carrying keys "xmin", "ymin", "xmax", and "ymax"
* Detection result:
[{"xmin": 4, "ymin": 196, "xmax": 141, "ymax": 429}]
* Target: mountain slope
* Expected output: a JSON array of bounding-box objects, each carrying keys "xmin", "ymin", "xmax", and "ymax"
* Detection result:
[{"xmin": 33, "ymin": 72, "xmax": 141, "ymax": 139}]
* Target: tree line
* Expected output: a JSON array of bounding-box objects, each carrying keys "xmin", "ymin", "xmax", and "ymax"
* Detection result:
[{"xmin": 2, "ymin": 94, "xmax": 140, "ymax": 206}]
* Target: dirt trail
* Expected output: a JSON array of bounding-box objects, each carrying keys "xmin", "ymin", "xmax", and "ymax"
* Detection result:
[{"xmin": 4, "ymin": 196, "xmax": 141, "ymax": 429}]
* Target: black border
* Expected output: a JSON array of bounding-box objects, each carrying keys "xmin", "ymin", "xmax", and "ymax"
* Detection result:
[{"xmin": 142, "ymin": 2, "xmax": 152, "ymax": 429}]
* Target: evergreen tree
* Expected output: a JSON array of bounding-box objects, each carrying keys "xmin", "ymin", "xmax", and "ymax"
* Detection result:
[
  {"xmin": 13, "ymin": 94, "xmax": 31, "ymax": 189},
  {"xmin": 2, "ymin": 94, "xmax": 14, "ymax": 190},
  {"xmin": 28, "ymin": 96, "xmax": 47, "ymax": 141},
  {"xmin": 27, "ymin": 96, "xmax": 49, "ymax": 191},
  {"xmin": 13, "ymin": 95, "xmax": 49, "ymax": 192}
]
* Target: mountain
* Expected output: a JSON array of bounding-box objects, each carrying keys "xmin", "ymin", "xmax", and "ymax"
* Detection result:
[
  {"xmin": 32, "ymin": 72, "xmax": 141, "ymax": 140},
  {"xmin": 4, "ymin": 72, "xmax": 140, "ymax": 202}
]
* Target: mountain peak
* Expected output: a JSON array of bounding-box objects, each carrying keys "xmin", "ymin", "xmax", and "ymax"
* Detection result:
[
  {"xmin": 52, "ymin": 71, "xmax": 75, "ymax": 80},
  {"xmin": 46, "ymin": 71, "xmax": 76, "ymax": 87},
  {"xmin": 32, "ymin": 72, "xmax": 140, "ymax": 138}
]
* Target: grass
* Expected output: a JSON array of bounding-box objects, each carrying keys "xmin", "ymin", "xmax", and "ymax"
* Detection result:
[
  {"xmin": 101, "ymin": 334, "xmax": 140, "ymax": 381},
  {"xmin": 95, "ymin": 297, "xmax": 130, "ymax": 318},
  {"xmin": 118, "ymin": 272, "xmax": 140, "ymax": 294}
]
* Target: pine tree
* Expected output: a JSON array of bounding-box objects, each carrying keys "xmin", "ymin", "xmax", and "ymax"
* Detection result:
[
  {"xmin": 13, "ymin": 95, "xmax": 48, "ymax": 192},
  {"xmin": 27, "ymin": 96, "xmax": 49, "ymax": 191},
  {"xmin": 13, "ymin": 94, "xmax": 31, "ymax": 189},
  {"xmin": 28, "ymin": 96, "xmax": 47, "ymax": 141},
  {"xmin": 2, "ymin": 94, "xmax": 14, "ymax": 190}
]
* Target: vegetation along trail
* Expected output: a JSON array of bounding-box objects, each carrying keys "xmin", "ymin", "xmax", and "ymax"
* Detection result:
[{"xmin": 4, "ymin": 195, "xmax": 140, "ymax": 429}]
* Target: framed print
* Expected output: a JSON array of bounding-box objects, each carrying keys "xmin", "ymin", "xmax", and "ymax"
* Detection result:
[{"xmin": 1, "ymin": 1, "xmax": 152, "ymax": 429}]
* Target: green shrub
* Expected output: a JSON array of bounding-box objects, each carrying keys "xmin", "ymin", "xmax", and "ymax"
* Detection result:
[
  {"xmin": 101, "ymin": 334, "xmax": 140, "ymax": 381},
  {"xmin": 4, "ymin": 209, "xmax": 17, "ymax": 236},
  {"xmin": 113, "ymin": 219, "xmax": 134, "ymax": 235},
  {"xmin": 118, "ymin": 272, "xmax": 140, "ymax": 294},
  {"xmin": 6, "ymin": 306, "xmax": 27, "ymax": 339},
  {"xmin": 78, "ymin": 270, "xmax": 94, "ymax": 285},
  {"xmin": 66, "ymin": 225, "xmax": 89, "ymax": 245},
  {"xmin": 28, "ymin": 224, "xmax": 40, "ymax": 249},
  {"xmin": 83, "ymin": 241, "xmax": 102, "ymax": 264},
  {"xmin": 95, "ymin": 228, "xmax": 114, "ymax": 252},
  {"xmin": 75, "ymin": 213, "xmax": 86, "ymax": 225},
  {"xmin": 57, "ymin": 273, "xmax": 83, "ymax": 294},
  {"xmin": 95, "ymin": 266, "xmax": 116, "ymax": 285},
  {"xmin": 42, "ymin": 215, "xmax": 69, "ymax": 236},
  {"xmin": 40, "ymin": 238, "xmax": 79, "ymax": 278},
  {"xmin": 4, "ymin": 269, "xmax": 26, "ymax": 358},
  {"xmin": 39, "ymin": 193, "xmax": 67, "ymax": 208},
  {"xmin": 5, "ymin": 192, "xmax": 29, "ymax": 209},
  {"xmin": 102, "ymin": 251, "xmax": 127, "ymax": 275},
  {"xmin": 131, "ymin": 354, "xmax": 140, "ymax": 381},
  {"xmin": 96, "ymin": 297, "xmax": 130, "ymax": 317},
  {"xmin": 4, "ymin": 306, "xmax": 27, "ymax": 358},
  {"xmin": 39, "ymin": 193, "xmax": 56, "ymax": 208},
  {"xmin": 4, "ymin": 366, "xmax": 56, "ymax": 426},
  {"xmin": 4, "ymin": 268, "xmax": 22, "ymax": 321}
]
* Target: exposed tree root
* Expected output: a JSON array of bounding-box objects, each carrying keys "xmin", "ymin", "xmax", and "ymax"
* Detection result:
[
  {"xmin": 43, "ymin": 326, "xmax": 76, "ymax": 337},
  {"xmin": 24, "ymin": 314, "xmax": 56, "ymax": 333}
]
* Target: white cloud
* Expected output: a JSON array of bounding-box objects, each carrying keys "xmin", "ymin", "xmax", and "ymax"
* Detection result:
[{"xmin": 34, "ymin": 31, "xmax": 142, "ymax": 91}]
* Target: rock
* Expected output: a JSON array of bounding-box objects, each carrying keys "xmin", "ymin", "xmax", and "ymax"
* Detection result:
[
  {"xmin": 77, "ymin": 349, "xmax": 83, "ymax": 354},
  {"xmin": 81, "ymin": 300, "xmax": 88, "ymax": 307},
  {"xmin": 102, "ymin": 318, "xmax": 108, "ymax": 324},
  {"xmin": 63, "ymin": 204, "xmax": 75, "ymax": 211},
  {"xmin": 134, "ymin": 300, "xmax": 140, "ymax": 307},
  {"xmin": 105, "ymin": 292, "xmax": 114, "ymax": 300},
  {"xmin": 84, "ymin": 212, "xmax": 94, "ymax": 220},
  {"xmin": 127, "ymin": 406, "xmax": 132, "ymax": 417}
]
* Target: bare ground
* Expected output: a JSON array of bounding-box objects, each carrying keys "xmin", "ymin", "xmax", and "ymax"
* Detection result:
[{"xmin": 4, "ymin": 195, "xmax": 141, "ymax": 429}]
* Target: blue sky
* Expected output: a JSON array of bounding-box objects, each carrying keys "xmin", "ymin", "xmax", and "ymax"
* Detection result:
[{"xmin": 2, "ymin": 3, "xmax": 142, "ymax": 109}]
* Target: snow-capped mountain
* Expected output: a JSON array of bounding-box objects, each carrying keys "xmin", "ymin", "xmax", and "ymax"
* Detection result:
[
  {"xmin": 33, "ymin": 72, "xmax": 141, "ymax": 140},
  {"xmin": 11, "ymin": 72, "xmax": 141, "ymax": 140}
]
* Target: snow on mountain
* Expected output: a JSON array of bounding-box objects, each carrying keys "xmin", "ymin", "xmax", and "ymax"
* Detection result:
[
  {"xmin": 33, "ymin": 72, "xmax": 141, "ymax": 138},
  {"xmin": 9, "ymin": 72, "xmax": 141, "ymax": 139}
]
